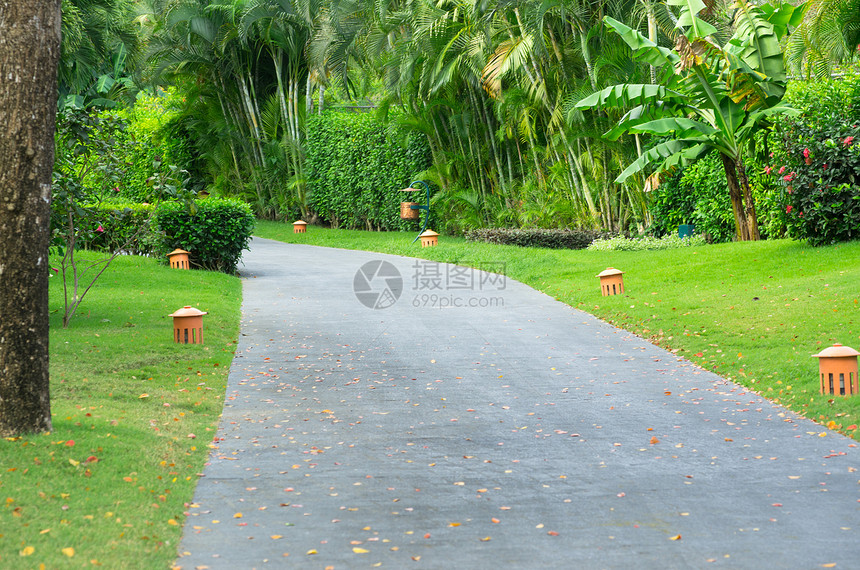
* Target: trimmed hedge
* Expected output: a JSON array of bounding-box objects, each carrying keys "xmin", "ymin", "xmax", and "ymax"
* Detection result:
[
  {"xmin": 150, "ymin": 198, "xmax": 255, "ymax": 274},
  {"xmin": 305, "ymin": 112, "xmax": 432, "ymax": 230},
  {"xmin": 465, "ymin": 228, "xmax": 611, "ymax": 249}
]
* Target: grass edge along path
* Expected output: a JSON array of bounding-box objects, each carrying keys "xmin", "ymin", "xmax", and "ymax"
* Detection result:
[
  {"xmin": 254, "ymin": 220, "xmax": 860, "ymax": 441},
  {"xmin": 0, "ymin": 252, "xmax": 241, "ymax": 569}
]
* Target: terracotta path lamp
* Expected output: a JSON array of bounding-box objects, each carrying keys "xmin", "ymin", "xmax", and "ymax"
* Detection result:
[
  {"xmin": 597, "ymin": 267, "xmax": 624, "ymax": 296},
  {"xmin": 293, "ymin": 220, "xmax": 307, "ymax": 234},
  {"xmin": 419, "ymin": 230, "xmax": 439, "ymax": 247},
  {"xmin": 813, "ymin": 343, "xmax": 860, "ymax": 396},
  {"xmin": 169, "ymin": 306, "xmax": 208, "ymax": 345},
  {"xmin": 167, "ymin": 248, "xmax": 190, "ymax": 270}
]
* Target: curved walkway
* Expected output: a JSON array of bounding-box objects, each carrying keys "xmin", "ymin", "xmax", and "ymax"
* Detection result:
[{"xmin": 176, "ymin": 237, "xmax": 860, "ymax": 569}]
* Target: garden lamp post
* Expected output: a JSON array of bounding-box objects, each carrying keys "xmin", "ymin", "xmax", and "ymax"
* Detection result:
[{"xmin": 399, "ymin": 180, "xmax": 432, "ymax": 244}]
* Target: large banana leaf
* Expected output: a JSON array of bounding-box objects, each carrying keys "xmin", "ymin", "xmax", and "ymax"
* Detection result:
[
  {"xmin": 727, "ymin": 0, "xmax": 786, "ymax": 84},
  {"xmin": 614, "ymin": 139, "xmax": 710, "ymax": 183},
  {"xmin": 604, "ymin": 102, "xmax": 692, "ymax": 140},
  {"xmin": 575, "ymin": 84, "xmax": 686, "ymax": 111},
  {"xmin": 627, "ymin": 117, "xmax": 720, "ymax": 139},
  {"xmin": 667, "ymin": 0, "xmax": 719, "ymax": 40},
  {"xmin": 603, "ymin": 17, "xmax": 680, "ymax": 68}
]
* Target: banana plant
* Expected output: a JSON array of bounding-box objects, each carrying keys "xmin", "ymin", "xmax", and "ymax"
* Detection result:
[{"xmin": 576, "ymin": 0, "xmax": 804, "ymax": 241}]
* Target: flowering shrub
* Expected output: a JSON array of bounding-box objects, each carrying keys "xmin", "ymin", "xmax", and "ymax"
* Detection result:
[
  {"xmin": 770, "ymin": 68, "xmax": 860, "ymax": 245},
  {"xmin": 587, "ymin": 233, "xmax": 707, "ymax": 251}
]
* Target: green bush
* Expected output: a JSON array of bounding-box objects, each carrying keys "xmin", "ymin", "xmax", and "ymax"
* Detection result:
[
  {"xmin": 151, "ymin": 198, "xmax": 256, "ymax": 273},
  {"xmin": 305, "ymin": 112, "xmax": 432, "ymax": 230},
  {"xmin": 587, "ymin": 233, "xmax": 707, "ymax": 251},
  {"xmin": 465, "ymin": 228, "xmax": 610, "ymax": 249},
  {"xmin": 769, "ymin": 66, "xmax": 860, "ymax": 245}
]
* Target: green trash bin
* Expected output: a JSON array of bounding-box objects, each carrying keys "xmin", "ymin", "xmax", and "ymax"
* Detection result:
[{"xmin": 678, "ymin": 224, "xmax": 695, "ymax": 238}]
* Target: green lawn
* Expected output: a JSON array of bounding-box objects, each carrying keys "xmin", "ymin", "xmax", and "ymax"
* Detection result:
[
  {"xmin": 255, "ymin": 220, "xmax": 860, "ymax": 438},
  {"xmin": 1, "ymin": 252, "xmax": 241, "ymax": 568}
]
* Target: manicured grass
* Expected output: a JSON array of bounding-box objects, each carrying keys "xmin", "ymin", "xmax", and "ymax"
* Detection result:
[
  {"xmin": 0, "ymin": 252, "xmax": 241, "ymax": 568},
  {"xmin": 255, "ymin": 220, "xmax": 860, "ymax": 439}
]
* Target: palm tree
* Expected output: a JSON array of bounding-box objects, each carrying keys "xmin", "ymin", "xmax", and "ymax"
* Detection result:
[{"xmin": 785, "ymin": 0, "xmax": 860, "ymax": 79}]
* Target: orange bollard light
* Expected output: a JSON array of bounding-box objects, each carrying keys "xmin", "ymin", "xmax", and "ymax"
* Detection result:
[
  {"xmin": 419, "ymin": 230, "xmax": 439, "ymax": 247},
  {"xmin": 169, "ymin": 306, "xmax": 208, "ymax": 344},
  {"xmin": 597, "ymin": 268, "xmax": 624, "ymax": 296},
  {"xmin": 813, "ymin": 344, "xmax": 860, "ymax": 396},
  {"xmin": 167, "ymin": 248, "xmax": 190, "ymax": 269}
]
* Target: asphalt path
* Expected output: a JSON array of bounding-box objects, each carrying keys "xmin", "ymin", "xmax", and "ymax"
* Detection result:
[{"xmin": 175, "ymin": 237, "xmax": 860, "ymax": 569}]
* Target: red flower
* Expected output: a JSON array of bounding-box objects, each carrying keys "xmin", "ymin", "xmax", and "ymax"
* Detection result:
[
  {"xmin": 803, "ymin": 148, "xmax": 810, "ymax": 158},
  {"xmin": 95, "ymin": 225, "xmax": 105, "ymax": 233},
  {"xmin": 783, "ymin": 172, "xmax": 795, "ymax": 182},
  {"xmin": 786, "ymin": 205, "xmax": 793, "ymax": 213},
  {"xmin": 778, "ymin": 166, "xmax": 786, "ymax": 174},
  {"xmin": 844, "ymin": 136, "xmax": 855, "ymax": 147},
  {"xmin": 764, "ymin": 166, "xmax": 772, "ymax": 174}
]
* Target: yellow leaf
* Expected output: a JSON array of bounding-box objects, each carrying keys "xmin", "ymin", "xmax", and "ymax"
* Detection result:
[
  {"xmin": 69, "ymin": 458, "xmax": 80, "ymax": 467},
  {"xmin": 449, "ymin": 522, "xmax": 461, "ymax": 527},
  {"xmin": 306, "ymin": 549, "xmax": 318, "ymax": 555},
  {"xmin": 233, "ymin": 512, "xmax": 243, "ymax": 518},
  {"xmin": 62, "ymin": 547, "xmax": 75, "ymax": 557},
  {"xmin": 353, "ymin": 547, "xmax": 370, "ymax": 553},
  {"xmin": 139, "ymin": 393, "xmax": 149, "ymax": 399},
  {"xmin": 167, "ymin": 519, "xmax": 178, "ymax": 526},
  {"xmin": 669, "ymin": 534, "xmax": 682, "ymax": 541},
  {"xmin": 480, "ymin": 536, "xmax": 491, "ymax": 542},
  {"xmin": 270, "ymin": 535, "xmax": 282, "ymax": 540},
  {"xmin": 20, "ymin": 546, "xmax": 35, "ymax": 556},
  {"xmin": 39, "ymin": 529, "xmax": 51, "ymax": 535}
]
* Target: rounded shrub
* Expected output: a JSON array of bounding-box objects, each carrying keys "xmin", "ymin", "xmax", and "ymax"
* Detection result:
[{"xmin": 151, "ymin": 198, "xmax": 256, "ymax": 273}]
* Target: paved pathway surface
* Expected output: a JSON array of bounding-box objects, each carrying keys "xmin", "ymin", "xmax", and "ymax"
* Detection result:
[{"xmin": 176, "ymin": 237, "xmax": 860, "ymax": 569}]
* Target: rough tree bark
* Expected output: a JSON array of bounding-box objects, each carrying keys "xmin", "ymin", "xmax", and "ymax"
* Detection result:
[
  {"xmin": 721, "ymin": 152, "xmax": 760, "ymax": 241},
  {"xmin": 0, "ymin": 0, "xmax": 62, "ymax": 436}
]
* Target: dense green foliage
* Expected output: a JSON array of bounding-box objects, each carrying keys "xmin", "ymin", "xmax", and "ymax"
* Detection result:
[
  {"xmin": 305, "ymin": 112, "xmax": 431, "ymax": 230},
  {"xmin": 769, "ymin": 66, "xmax": 860, "ymax": 245},
  {"xmin": 647, "ymin": 148, "xmax": 787, "ymax": 243},
  {"xmin": 54, "ymin": 0, "xmax": 860, "ymax": 240},
  {"xmin": 151, "ymin": 198, "xmax": 256, "ymax": 273},
  {"xmin": 465, "ymin": 228, "xmax": 609, "ymax": 250}
]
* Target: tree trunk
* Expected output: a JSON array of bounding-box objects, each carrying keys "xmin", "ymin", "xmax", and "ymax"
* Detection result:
[
  {"xmin": 720, "ymin": 152, "xmax": 756, "ymax": 241},
  {"xmin": 0, "ymin": 0, "xmax": 61, "ymax": 436},
  {"xmin": 736, "ymin": 158, "xmax": 761, "ymax": 240}
]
